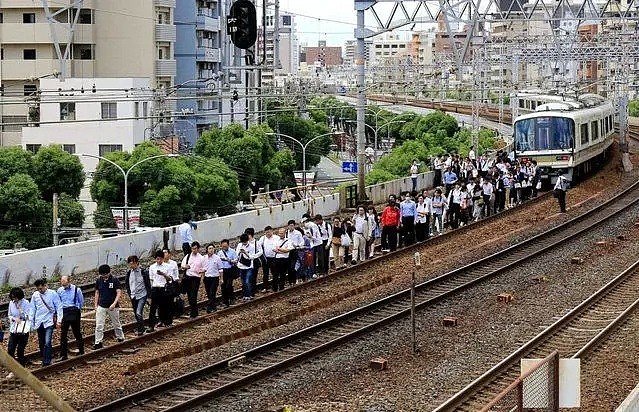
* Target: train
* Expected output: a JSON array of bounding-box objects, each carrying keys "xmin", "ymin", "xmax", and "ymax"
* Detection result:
[{"xmin": 513, "ymin": 93, "xmax": 615, "ymax": 184}]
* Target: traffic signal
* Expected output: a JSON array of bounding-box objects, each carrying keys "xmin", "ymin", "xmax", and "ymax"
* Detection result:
[{"xmin": 227, "ymin": 0, "xmax": 257, "ymax": 50}]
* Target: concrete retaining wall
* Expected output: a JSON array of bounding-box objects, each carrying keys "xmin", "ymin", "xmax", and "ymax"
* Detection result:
[
  {"xmin": 0, "ymin": 193, "xmax": 340, "ymax": 287},
  {"xmin": 365, "ymin": 171, "xmax": 435, "ymax": 204}
]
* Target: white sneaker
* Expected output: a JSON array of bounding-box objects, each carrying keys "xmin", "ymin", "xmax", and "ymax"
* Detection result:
[{"xmin": 5, "ymin": 372, "xmax": 15, "ymax": 379}]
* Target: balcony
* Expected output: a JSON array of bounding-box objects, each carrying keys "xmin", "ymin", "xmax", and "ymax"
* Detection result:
[
  {"xmin": 196, "ymin": 14, "xmax": 220, "ymax": 32},
  {"xmin": 196, "ymin": 47, "xmax": 221, "ymax": 63},
  {"xmin": 155, "ymin": 24, "xmax": 176, "ymax": 42},
  {"xmin": 0, "ymin": 59, "xmax": 71, "ymax": 80},
  {"xmin": 0, "ymin": 23, "xmax": 93, "ymax": 44},
  {"xmin": 155, "ymin": 59, "xmax": 176, "ymax": 77},
  {"xmin": 154, "ymin": 0, "xmax": 176, "ymax": 7}
]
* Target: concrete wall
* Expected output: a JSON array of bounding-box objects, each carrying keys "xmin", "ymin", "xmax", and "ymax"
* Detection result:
[
  {"xmin": 616, "ymin": 382, "xmax": 639, "ymax": 412},
  {"xmin": 340, "ymin": 171, "xmax": 435, "ymax": 208},
  {"xmin": 0, "ymin": 193, "xmax": 340, "ymax": 287}
]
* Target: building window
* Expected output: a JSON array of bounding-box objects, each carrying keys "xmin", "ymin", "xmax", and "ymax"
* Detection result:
[
  {"xmin": 23, "ymin": 13, "xmax": 36, "ymax": 23},
  {"xmin": 101, "ymin": 102, "xmax": 117, "ymax": 119},
  {"xmin": 23, "ymin": 49, "xmax": 36, "ymax": 60},
  {"xmin": 78, "ymin": 9, "xmax": 93, "ymax": 24},
  {"xmin": 99, "ymin": 144, "xmax": 123, "ymax": 157},
  {"xmin": 143, "ymin": 102, "xmax": 149, "ymax": 118},
  {"xmin": 62, "ymin": 144, "xmax": 76, "ymax": 154},
  {"xmin": 282, "ymin": 15, "xmax": 291, "ymax": 26},
  {"xmin": 0, "ymin": 13, "xmax": 3, "ymax": 23},
  {"xmin": 24, "ymin": 85, "xmax": 37, "ymax": 96},
  {"xmin": 26, "ymin": 144, "xmax": 41, "ymax": 154},
  {"xmin": 134, "ymin": 102, "xmax": 140, "ymax": 118},
  {"xmin": 60, "ymin": 102, "xmax": 76, "ymax": 121}
]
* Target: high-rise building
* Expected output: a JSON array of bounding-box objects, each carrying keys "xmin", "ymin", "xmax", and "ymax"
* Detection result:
[
  {"xmin": 258, "ymin": 11, "xmax": 298, "ymax": 87},
  {"xmin": 174, "ymin": 0, "xmax": 223, "ymax": 144},
  {"xmin": 343, "ymin": 39, "xmax": 372, "ymax": 66},
  {"xmin": 302, "ymin": 41, "xmax": 343, "ymax": 68},
  {"xmin": 0, "ymin": 0, "xmax": 175, "ymax": 147}
]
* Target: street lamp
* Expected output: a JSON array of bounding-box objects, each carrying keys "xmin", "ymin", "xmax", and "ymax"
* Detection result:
[
  {"xmin": 346, "ymin": 117, "xmax": 407, "ymax": 158},
  {"xmin": 266, "ymin": 131, "xmax": 337, "ymax": 200},
  {"xmin": 80, "ymin": 153, "xmax": 179, "ymax": 231}
]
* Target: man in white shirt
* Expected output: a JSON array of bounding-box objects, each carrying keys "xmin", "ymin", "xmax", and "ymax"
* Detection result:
[
  {"xmin": 314, "ymin": 215, "xmax": 331, "ymax": 276},
  {"xmin": 148, "ymin": 250, "xmax": 173, "ymax": 330},
  {"xmin": 302, "ymin": 214, "xmax": 323, "ymax": 278},
  {"xmin": 181, "ymin": 242, "xmax": 206, "ymax": 318},
  {"xmin": 258, "ymin": 226, "xmax": 280, "ymax": 292},
  {"xmin": 273, "ymin": 228, "xmax": 293, "ymax": 292},
  {"xmin": 410, "ymin": 160, "xmax": 419, "ymax": 192},
  {"xmin": 162, "ymin": 249, "xmax": 180, "ymax": 281},
  {"xmin": 554, "ymin": 174, "xmax": 570, "ymax": 213},
  {"xmin": 286, "ymin": 220, "xmax": 304, "ymax": 286},
  {"xmin": 351, "ymin": 206, "xmax": 370, "ymax": 264},
  {"xmin": 481, "ymin": 179, "xmax": 494, "ymax": 217},
  {"xmin": 204, "ymin": 244, "xmax": 223, "ymax": 312},
  {"xmin": 178, "ymin": 216, "xmax": 196, "ymax": 257},
  {"xmin": 415, "ymin": 194, "xmax": 432, "ymax": 241}
]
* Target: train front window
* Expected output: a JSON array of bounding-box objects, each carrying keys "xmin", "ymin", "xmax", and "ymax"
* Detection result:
[{"xmin": 515, "ymin": 117, "xmax": 574, "ymax": 151}]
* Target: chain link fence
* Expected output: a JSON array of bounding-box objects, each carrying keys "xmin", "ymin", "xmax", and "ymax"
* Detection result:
[
  {"xmin": 0, "ymin": 345, "xmax": 74, "ymax": 412},
  {"xmin": 481, "ymin": 351, "xmax": 560, "ymax": 412}
]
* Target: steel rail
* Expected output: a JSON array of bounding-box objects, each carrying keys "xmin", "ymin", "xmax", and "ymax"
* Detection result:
[{"xmin": 89, "ymin": 179, "xmax": 639, "ymax": 411}]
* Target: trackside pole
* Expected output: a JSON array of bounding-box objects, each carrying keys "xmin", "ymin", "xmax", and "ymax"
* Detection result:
[{"xmin": 412, "ymin": 252, "xmax": 421, "ymax": 354}]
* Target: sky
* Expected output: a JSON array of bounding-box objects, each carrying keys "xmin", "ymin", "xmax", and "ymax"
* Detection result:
[{"xmin": 274, "ymin": 0, "xmax": 358, "ymax": 47}]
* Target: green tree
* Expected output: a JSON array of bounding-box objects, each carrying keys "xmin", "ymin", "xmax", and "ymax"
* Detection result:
[
  {"xmin": 630, "ymin": 100, "xmax": 639, "ymax": 117},
  {"xmin": 32, "ymin": 145, "xmax": 84, "ymax": 200},
  {"xmin": 58, "ymin": 193, "xmax": 85, "ymax": 228},
  {"xmin": 0, "ymin": 147, "xmax": 33, "ymax": 184}
]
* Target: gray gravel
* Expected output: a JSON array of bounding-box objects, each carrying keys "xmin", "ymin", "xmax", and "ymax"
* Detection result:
[{"xmin": 191, "ymin": 201, "xmax": 639, "ymax": 412}]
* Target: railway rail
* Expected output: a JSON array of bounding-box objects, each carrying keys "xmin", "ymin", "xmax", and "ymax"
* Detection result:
[
  {"xmin": 23, "ymin": 193, "xmax": 549, "ymax": 379},
  {"xmin": 89, "ymin": 180, "xmax": 639, "ymax": 411},
  {"xmin": 435, "ymin": 257, "xmax": 639, "ymax": 411}
]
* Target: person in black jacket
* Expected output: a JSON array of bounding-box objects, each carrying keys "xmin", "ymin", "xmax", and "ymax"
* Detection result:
[{"xmin": 124, "ymin": 255, "xmax": 151, "ymax": 336}]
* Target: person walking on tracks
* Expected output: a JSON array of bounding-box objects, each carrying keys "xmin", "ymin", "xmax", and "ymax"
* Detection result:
[
  {"xmin": 181, "ymin": 241, "xmax": 206, "ymax": 318},
  {"xmin": 30, "ymin": 278, "xmax": 63, "ymax": 366},
  {"xmin": 125, "ymin": 256, "xmax": 151, "ymax": 336},
  {"xmin": 554, "ymin": 174, "xmax": 571, "ymax": 213},
  {"xmin": 93, "ymin": 264, "xmax": 125, "ymax": 350},
  {"xmin": 57, "ymin": 275, "xmax": 85, "ymax": 360},
  {"xmin": 6, "ymin": 287, "xmax": 32, "ymax": 375}
]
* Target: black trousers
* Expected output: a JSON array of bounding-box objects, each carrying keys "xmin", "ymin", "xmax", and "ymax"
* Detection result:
[
  {"xmin": 448, "ymin": 203, "xmax": 460, "ymax": 229},
  {"xmin": 401, "ymin": 216, "xmax": 415, "ymax": 245},
  {"xmin": 60, "ymin": 316, "xmax": 84, "ymax": 356},
  {"xmin": 557, "ymin": 189, "xmax": 566, "ymax": 212},
  {"xmin": 8, "ymin": 333, "xmax": 29, "ymax": 366},
  {"xmin": 183, "ymin": 277, "xmax": 201, "ymax": 317},
  {"xmin": 434, "ymin": 169, "xmax": 442, "ymax": 187},
  {"xmin": 381, "ymin": 226, "xmax": 398, "ymax": 251},
  {"xmin": 262, "ymin": 257, "xmax": 275, "ymax": 290},
  {"xmin": 203, "ymin": 276, "xmax": 219, "ymax": 312},
  {"xmin": 181, "ymin": 242, "xmax": 191, "ymax": 258},
  {"xmin": 221, "ymin": 268, "xmax": 236, "ymax": 306},
  {"xmin": 273, "ymin": 258, "xmax": 289, "ymax": 291},
  {"xmin": 482, "ymin": 194, "xmax": 492, "ymax": 217},
  {"xmin": 316, "ymin": 242, "xmax": 328, "ymax": 275},
  {"xmin": 149, "ymin": 287, "xmax": 172, "ymax": 326},
  {"xmin": 415, "ymin": 217, "xmax": 430, "ymax": 242},
  {"xmin": 287, "ymin": 250, "xmax": 298, "ymax": 285}
]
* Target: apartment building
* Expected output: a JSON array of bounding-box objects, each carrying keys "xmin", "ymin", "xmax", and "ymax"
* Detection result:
[
  {"xmin": 174, "ymin": 0, "xmax": 223, "ymax": 144},
  {"xmin": 257, "ymin": 11, "xmax": 299, "ymax": 87},
  {"xmin": 343, "ymin": 39, "xmax": 372, "ymax": 67},
  {"xmin": 21, "ymin": 77, "xmax": 154, "ymax": 227},
  {"xmin": 0, "ymin": 0, "xmax": 175, "ymax": 146}
]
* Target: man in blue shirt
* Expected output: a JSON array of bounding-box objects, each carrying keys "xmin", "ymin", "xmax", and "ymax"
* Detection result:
[
  {"xmin": 30, "ymin": 278, "xmax": 63, "ymax": 366},
  {"xmin": 217, "ymin": 239, "xmax": 239, "ymax": 307},
  {"xmin": 57, "ymin": 275, "xmax": 85, "ymax": 360},
  {"xmin": 399, "ymin": 192, "xmax": 417, "ymax": 246},
  {"xmin": 443, "ymin": 166, "xmax": 458, "ymax": 197}
]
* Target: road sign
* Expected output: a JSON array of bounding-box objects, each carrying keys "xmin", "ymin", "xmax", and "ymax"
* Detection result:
[{"xmin": 342, "ymin": 161, "xmax": 358, "ymax": 173}]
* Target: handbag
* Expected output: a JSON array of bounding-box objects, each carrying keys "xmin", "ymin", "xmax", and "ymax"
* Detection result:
[
  {"xmin": 165, "ymin": 280, "xmax": 180, "ymax": 297},
  {"xmin": 340, "ymin": 233, "xmax": 351, "ymax": 247},
  {"xmin": 331, "ymin": 236, "xmax": 341, "ymax": 246},
  {"xmin": 15, "ymin": 320, "xmax": 31, "ymax": 334},
  {"xmin": 62, "ymin": 286, "xmax": 81, "ymax": 323},
  {"xmin": 238, "ymin": 254, "xmax": 251, "ymax": 267},
  {"xmin": 536, "ymin": 181, "xmax": 542, "ymax": 190}
]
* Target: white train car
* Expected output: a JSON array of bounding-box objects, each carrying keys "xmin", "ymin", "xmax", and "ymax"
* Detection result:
[
  {"xmin": 513, "ymin": 93, "xmax": 615, "ymax": 184},
  {"xmin": 512, "ymin": 90, "xmax": 576, "ymax": 115}
]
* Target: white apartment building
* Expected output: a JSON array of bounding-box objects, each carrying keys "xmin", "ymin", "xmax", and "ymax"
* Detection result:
[
  {"xmin": 259, "ymin": 12, "xmax": 299, "ymax": 87},
  {"xmin": 21, "ymin": 77, "xmax": 154, "ymax": 227},
  {"xmin": 0, "ymin": 0, "xmax": 175, "ymax": 147}
]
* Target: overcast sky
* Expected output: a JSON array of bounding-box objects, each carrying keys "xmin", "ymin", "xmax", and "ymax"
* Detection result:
[{"xmin": 277, "ymin": 0, "xmax": 358, "ymax": 47}]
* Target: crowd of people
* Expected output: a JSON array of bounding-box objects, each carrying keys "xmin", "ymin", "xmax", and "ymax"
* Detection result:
[{"xmin": 2, "ymin": 148, "xmax": 568, "ymax": 377}]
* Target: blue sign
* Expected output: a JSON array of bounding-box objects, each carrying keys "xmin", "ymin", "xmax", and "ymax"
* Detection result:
[
  {"xmin": 338, "ymin": 86, "xmax": 347, "ymax": 95},
  {"xmin": 342, "ymin": 161, "xmax": 358, "ymax": 173}
]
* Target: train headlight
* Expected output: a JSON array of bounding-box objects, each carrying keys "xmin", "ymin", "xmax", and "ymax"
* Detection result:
[{"xmin": 555, "ymin": 155, "xmax": 570, "ymax": 161}]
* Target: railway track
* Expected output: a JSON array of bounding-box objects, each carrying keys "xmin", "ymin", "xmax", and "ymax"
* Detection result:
[
  {"xmin": 89, "ymin": 181, "xmax": 639, "ymax": 411},
  {"xmin": 435, "ymin": 257, "xmax": 639, "ymax": 411},
  {"xmin": 24, "ymin": 193, "xmax": 550, "ymax": 379}
]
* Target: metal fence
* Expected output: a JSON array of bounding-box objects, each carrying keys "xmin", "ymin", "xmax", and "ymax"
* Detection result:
[
  {"xmin": 480, "ymin": 351, "xmax": 560, "ymax": 412},
  {"xmin": 0, "ymin": 347, "xmax": 74, "ymax": 412}
]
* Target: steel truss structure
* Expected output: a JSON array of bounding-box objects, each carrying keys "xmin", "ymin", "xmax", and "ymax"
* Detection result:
[
  {"xmin": 353, "ymin": 0, "xmax": 639, "ymax": 194},
  {"xmin": 41, "ymin": 0, "xmax": 84, "ymax": 80}
]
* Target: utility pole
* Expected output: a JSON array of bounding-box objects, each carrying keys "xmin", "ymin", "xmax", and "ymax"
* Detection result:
[
  {"xmin": 355, "ymin": 0, "xmax": 370, "ymax": 201},
  {"xmin": 52, "ymin": 193, "xmax": 59, "ymax": 246}
]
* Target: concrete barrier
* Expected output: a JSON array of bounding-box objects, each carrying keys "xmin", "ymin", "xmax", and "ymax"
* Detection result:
[
  {"xmin": 616, "ymin": 382, "xmax": 639, "ymax": 412},
  {"xmin": 340, "ymin": 171, "xmax": 435, "ymax": 208},
  {"xmin": 0, "ymin": 193, "xmax": 340, "ymax": 287}
]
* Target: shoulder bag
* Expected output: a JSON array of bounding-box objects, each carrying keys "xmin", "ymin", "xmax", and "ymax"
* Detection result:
[
  {"xmin": 180, "ymin": 253, "xmax": 191, "ymax": 294},
  {"xmin": 13, "ymin": 301, "xmax": 31, "ymax": 334},
  {"xmin": 223, "ymin": 250, "xmax": 241, "ymax": 279},
  {"xmin": 37, "ymin": 292, "xmax": 57, "ymax": 328},
  {"xmin": 62, "ymin": 286, "xmax": 81, "ymax": 323}
]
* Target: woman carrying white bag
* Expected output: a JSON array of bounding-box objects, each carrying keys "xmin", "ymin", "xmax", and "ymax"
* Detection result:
[{"xmin": 6, "ymin": 287, "xmax": 32, "ymax": 377}]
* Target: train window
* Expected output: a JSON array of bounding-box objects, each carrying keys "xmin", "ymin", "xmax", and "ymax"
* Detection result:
[
  {"xmin": 591, "ymin": 121, "xmax": 598, "ymax": 141},
  {"xmin": 580, "ymin": 123, "xmax": 589, "ymax": 145},
  {"xmin": 515, "ymin": 117, "xmax": 574, "ymax": 151},
  {"xmin": 519, "ymin": 100, "xmax": 525, "ymax": 109},
  {"xmin": 531, "ymin": 101, "xmax": 537, "ymax": 110},
  {"xmin": 600, "ymin": 119, "xmax": 604, "ymax": 136}
]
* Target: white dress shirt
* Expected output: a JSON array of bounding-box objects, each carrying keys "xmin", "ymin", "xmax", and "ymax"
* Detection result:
[
  {"xmin": 149, "ymin": 262, "xmax": 170, "ymax": 287},
  {"xmin": 205, "ymin": 254, "xmax": 224, "ymax": 277},
  {"xmin": 260, "ymin": 234, "xmax": 281, "ymax": 258}
]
